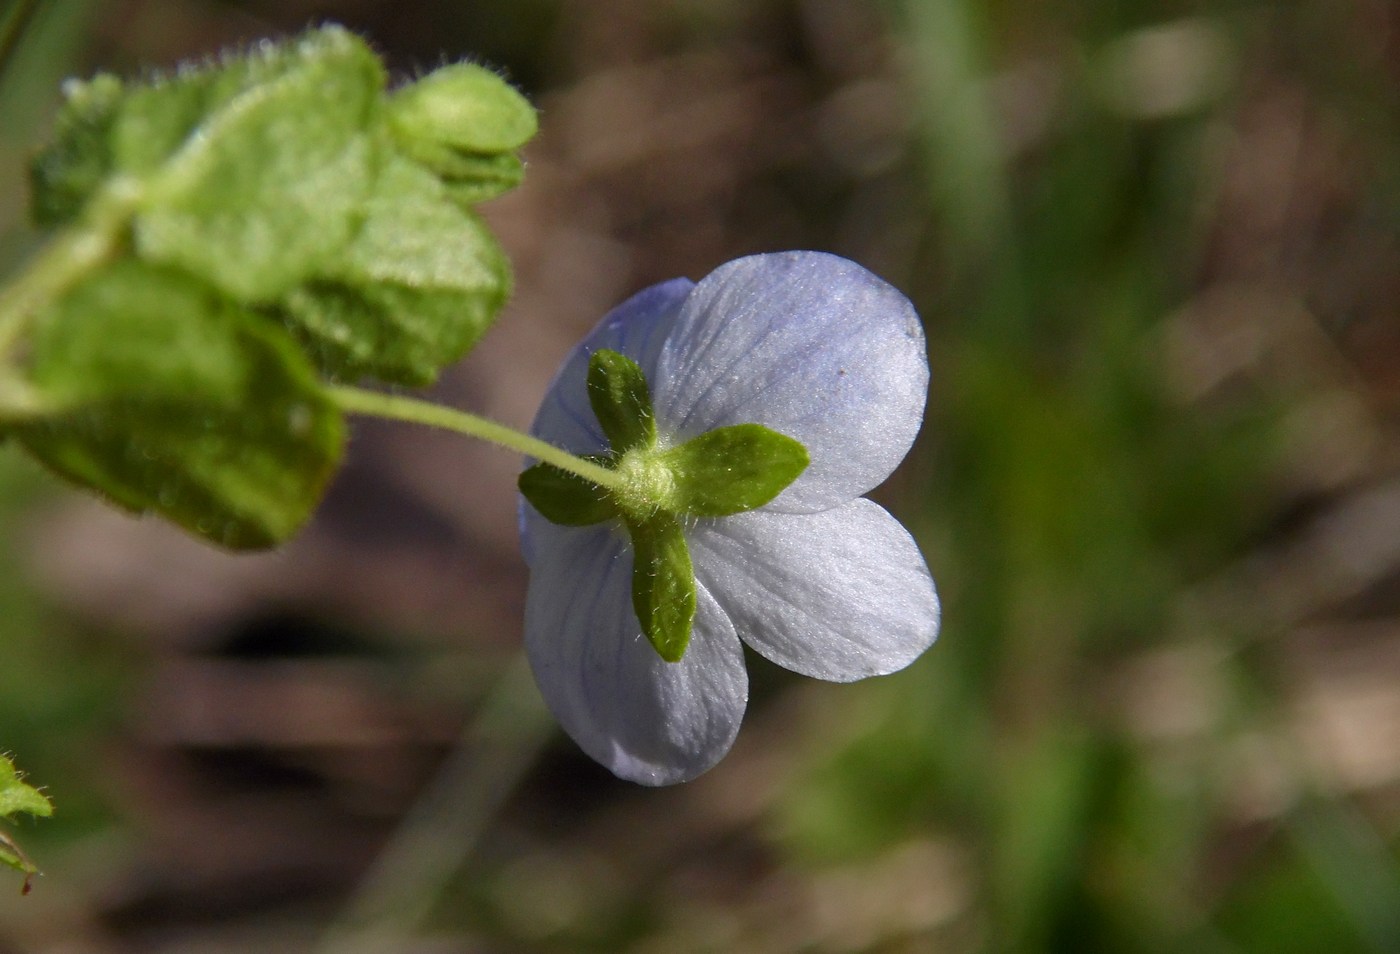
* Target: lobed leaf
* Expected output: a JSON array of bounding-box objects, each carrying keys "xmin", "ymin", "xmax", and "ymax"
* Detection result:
[
  {"xmin": 31, "ymin": 26, "xmax": 386, "ymax": 300},
  {"xmin": 19, "ymin": 25, "xmax": 536, "ymax": 552},
  {"xmin": 17, "ymin": 262, "xmax": 344, "ymax": 550},
  {"xmin": 389, "ymin": 62, "xmax": 536, "ymax": 205},
  {"xmin": 389, "ymin": 62, "xmax": 537, "ymax": 155},
  {"xmin": 131, "ymin": 26, "xmax": 385, "ymax": 300},
  {"xmin": 277, "ymin": 155, "xmax": 510, "ymax": 385}
]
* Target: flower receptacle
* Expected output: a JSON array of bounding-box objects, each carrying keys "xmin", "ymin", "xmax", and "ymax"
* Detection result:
[{"xmin": 521, "ymin": 347, "xmax": 810, "ymax": 664}]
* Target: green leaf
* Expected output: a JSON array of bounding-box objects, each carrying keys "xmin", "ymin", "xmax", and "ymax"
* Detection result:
[
  {"xmin": 1, "ymin": 754, "xmax": 51, "ymax": 892},
  {"xmin": 388, "ymin": 64, "xmax": 535, "ymax": 206},
  {"xmin": 277, "ymin": 155, "xmax": 511, "ymax": 385},
  {"xmin": 29, "ymin": 73, "xmax": 124, "ymax": 227},
  {"xmin": 442, "ymin": 154, "xmax": 526, "ymax": 206},
  {"xmin": 662, "ymin": 423, "xmax": 808, "ymax": 516},
  {"xmin": 0, "ymin": 830, "xmax": 38, "ymax": 889},
  {"xmin": 131, "ymin": 26, "xmax": 385, "ymax": 300},
  {"xmin": 16, "ymin": 262, "xmax": 344, "ymax": 549},
  {"xmin": 109, "ymin": 67, "xmax": 223, "ymax": 179},
  {"xmin": 0, "ymin": 756, "xmax": 51, "ymax": 821},
  {"xmin": 519, "ymin": 460, "xmax": 617, "ymax": 526},
  {"xmin": 389, "ymin": 62, "xmax": 537, "ymax": 155},
  {"xmin": 588, "ymin": 349, "xmax": 656, "ymax": 454},
  {"xmin": 405, "ymin": 146, "xmax": 526, "ymax": 206},
  {"xmin": 32, "ymin": 26, "xmax": 386, "ymax": 300},
  {"xmin": 627, "ymin": 513, "xmax": 696, "ymax": 663}
]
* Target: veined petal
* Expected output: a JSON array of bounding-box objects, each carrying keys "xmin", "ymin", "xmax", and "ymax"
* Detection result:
[
  {"xmin": 523, "ymin": 517, "xmax": 748, "ymax": 785},
  {"xmin": 529, "ymin": 278, "xmax": 693, "ymax": 455},
  {"xmin": 652, "ymin": 252, "xmax": 928, "ymax": 513},
  {"xmin": 689, "ymin": 498, "xmax": 939, "ymax": 681}
]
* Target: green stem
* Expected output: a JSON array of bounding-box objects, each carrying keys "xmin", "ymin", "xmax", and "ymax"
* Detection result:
[
  {"xmin": 0, "ymin": 186, "xmax": 132, "ymax": 358},
  {"xmin": 327, "ymin": 385, "xmax": 622, "ymax": 491},
  {"xmin": 0, "ymin": 375, "xmax": 47, "ymax": 422}
]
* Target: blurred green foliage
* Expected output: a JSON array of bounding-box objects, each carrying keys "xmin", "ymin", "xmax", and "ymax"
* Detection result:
[
  {"xmin": 8, "ymin": 24, "xmax": 534, "ymax": 551},
  {"xmin": 774, "ymin": 0, "xmax": 1400, "ymax": 952}
]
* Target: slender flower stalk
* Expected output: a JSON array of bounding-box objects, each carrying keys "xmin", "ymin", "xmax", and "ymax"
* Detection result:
[{"xmin": 326, "ymin": 385, "xmax": 625, "ymax": 491}]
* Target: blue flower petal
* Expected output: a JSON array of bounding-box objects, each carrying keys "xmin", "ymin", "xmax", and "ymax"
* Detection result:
[
  {"xmin": 653, "ymin": 252, "xmax": 928, "ymax": 513},
  {"xmin": 522, "ymin": 514, "xmax": 749, "ymax": 785},
  {"xmin": 689, "ymin": 499, "xmax": 939, "ymax": 681}
]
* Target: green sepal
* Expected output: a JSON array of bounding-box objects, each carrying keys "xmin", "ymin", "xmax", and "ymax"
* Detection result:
[
  {"xmin": 276, "ymin": 155, "xmax": 510, "ymax": 385},
  {"xmin": 588, "ymin": 349, "xmax": 656, "ymax": 454},
  {"xmin": 627, "ymin": 513, "xmax": 696, "ymax": 663},
  {"xmin": 519, "ymin": 459, "xmax": 617, "ymax": 526},
  {"xmin": 388, "ymin": 62, "xmax": 537, "ymax": 155},
  {"xmin": 16, "ymin": 262, "xmax": 344, "ymax": 550},
  {"xmin": 661, "ymin": 423, "xmax": 808, "ymax": 516}
]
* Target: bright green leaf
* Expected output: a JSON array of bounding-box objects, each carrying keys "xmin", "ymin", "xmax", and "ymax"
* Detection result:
[
  {"xmin": 276, "ymin": 155, "xmax": 511, "ymax": 385},
  {"xmin": 519, "ymin": 460, "xmax": 617, "ymax": 526},
  {"xmin": 0, "ymin": 756, "xmax": 51, "ymax": 821},
  {"xmin": 442, "ymin": 152, "xmax": 525, "ymax": 206},
  {"xmin": 627, "ymin": 512, "xmax": 696, "ymax": 663},
  {"xmin": 131, "ymin": 26, "xmax": 385, "ymax": 300},
  {"xmin": 389, "ymin": 62, "xmax": 537, "ymax": 155},
  {"xmin": 388, "ymin": 63, "xmax": 535, "ymax": 206},
  {"xmin": 662, "ymin": 423, "xmax": 808, "ymax": 516},
  {"xmin": 32, "ymin": 27, "xmax": 386, "ymax": 296},
  {"xmin": 406, "ymin": 146, "xmax": 526, "ymax": 206},
  {"xmin": 17, "ymin": 262, "xmax": 344, "ymax": 550},
  {"xmin": 1, "ymin": 754, "xmax": 51, "ymax": 891},
  {"xmin": 588, "ymin": 349, "xmax": 656, "ymax": 454},
  {"xmin": 30, "ymin": 26, "xmax": 386, "ymax": 299}
]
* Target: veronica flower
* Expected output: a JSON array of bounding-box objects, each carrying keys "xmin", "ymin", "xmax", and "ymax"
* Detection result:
[{"xmin": 519, "ymin": 251, "xmax": 939, "ymax": 785}]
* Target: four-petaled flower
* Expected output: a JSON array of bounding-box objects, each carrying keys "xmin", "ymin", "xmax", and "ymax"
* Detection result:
[{"xmin": 520, "ymin": 251, "xmax": 940, "ymax": 785}]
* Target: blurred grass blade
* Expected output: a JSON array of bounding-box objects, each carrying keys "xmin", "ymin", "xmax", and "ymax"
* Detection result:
[
  {"xmin": 0, "ymin": 0, "xmax": 42, "ymax": 86},
  {"xmin": 317, "ymin": 656, "xmax": 554, "ymax": 953},
  {"xmin": 1292, "ymin": 798, "xmax": 1400, "ymax": 951},
  {"xmin": 897, "ymin": 0, "xmax": 1012, "ymax": 260}
]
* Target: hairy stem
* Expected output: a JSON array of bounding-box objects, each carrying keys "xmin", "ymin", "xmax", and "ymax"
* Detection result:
[
  {"xmin": 327, "ymin": 385, "xmax": 621, "ymax": 490},
  {"xmin": 0, "ymin": 182, "xmax": 137, "ymax": 359}
]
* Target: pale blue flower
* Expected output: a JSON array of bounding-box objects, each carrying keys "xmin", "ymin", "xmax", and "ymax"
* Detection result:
[{"xmin": 521, "ymin": 251, "xmax": 939, "ymax": 785}]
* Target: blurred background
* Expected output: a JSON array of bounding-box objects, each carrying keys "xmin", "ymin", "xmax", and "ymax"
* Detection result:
[{"xmin": 2, "ymin": 0, "xmax": 1400, "ymax": 951}]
